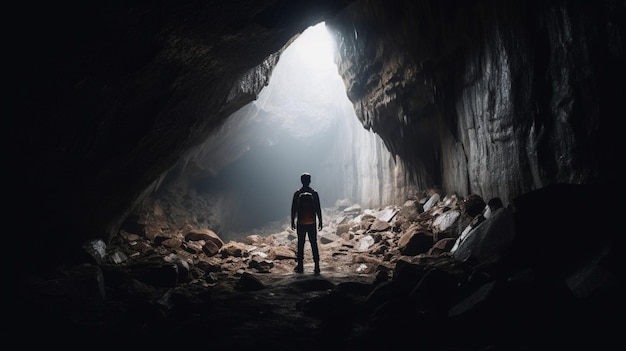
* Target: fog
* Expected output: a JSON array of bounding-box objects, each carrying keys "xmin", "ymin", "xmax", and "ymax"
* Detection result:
[{"xmin": 198, "ymin": 23, "xmax": 399, "ymax": 236}]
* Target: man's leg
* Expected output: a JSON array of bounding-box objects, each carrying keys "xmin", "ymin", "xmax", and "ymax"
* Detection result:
[
  {"xmin": 308, "ymin": 226, "xmax": 320, "ymax": 274},
  {"xmin": 294, "ymin": 225, "xmax": 305, "ymax": 273}
]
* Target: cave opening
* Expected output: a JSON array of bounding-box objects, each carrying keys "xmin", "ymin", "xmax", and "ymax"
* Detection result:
[{"xmin": 195, "ymin": 22, "xmax": 396, "ymax": 239}]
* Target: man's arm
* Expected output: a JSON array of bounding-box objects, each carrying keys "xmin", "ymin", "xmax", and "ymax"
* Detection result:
[
  {"xmin": 291, "ymin": 191, "xmax": 298, "ymax": 229},
  {"xmin": 314, "ymin": 192, "xmax": 323, "ymax": 229}
]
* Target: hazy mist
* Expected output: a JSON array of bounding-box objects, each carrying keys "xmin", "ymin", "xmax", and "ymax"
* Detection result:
[{"xmin": 198, "ymin": 23, "xmax": 398, "ymax": 236}]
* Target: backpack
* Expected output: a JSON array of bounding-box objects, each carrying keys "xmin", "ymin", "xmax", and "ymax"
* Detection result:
[{"xmin": 297, "ymin": 191, "xmax": 316, "ymax": 224}]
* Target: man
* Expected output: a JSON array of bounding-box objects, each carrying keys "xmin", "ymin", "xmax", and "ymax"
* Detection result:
[{"xmin": 291, "ymin": 173, "xmax": 323, "ymax": 274}]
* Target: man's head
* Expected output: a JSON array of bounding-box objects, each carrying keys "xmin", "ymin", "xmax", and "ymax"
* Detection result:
[{"xmin": 300, "ymin": 173, "xmax": 311, "ymax": 186}]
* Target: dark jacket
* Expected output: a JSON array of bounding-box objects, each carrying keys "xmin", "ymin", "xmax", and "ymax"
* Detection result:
[{"xmin": 291, "ymin": 186, "xmax": 322, "ymax": 227}]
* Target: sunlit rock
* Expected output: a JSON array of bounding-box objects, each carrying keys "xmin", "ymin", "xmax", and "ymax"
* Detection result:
[
  {"xmin": 423, "ymin": 193, "xmax": 440, "ymax": 212},
  {"xmin": 357, "ymin": 235, "xmax": 375, "ymax": 251},
  {"xmin": 432, "ymin": 210, "xmax": 461, "ymax": 234}
]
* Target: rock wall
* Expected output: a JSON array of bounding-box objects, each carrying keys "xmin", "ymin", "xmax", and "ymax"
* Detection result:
[
  {"xmin": 329, "ymin": 0, "xmax": 623, "ymax": 204},
  {"xmin": 333, "ymin": 99, "xmax": 417, "ymax": 208}
]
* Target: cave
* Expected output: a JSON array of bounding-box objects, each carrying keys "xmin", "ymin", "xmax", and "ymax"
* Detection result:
[{"xmin": 7, "ymin": 0, "xmax": 624, "ymax": 349}]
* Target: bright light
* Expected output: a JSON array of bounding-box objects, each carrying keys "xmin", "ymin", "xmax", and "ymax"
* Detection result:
[
  {"xmin": 254, "ymin": 21, "xmax": 344, "ymax": 138},
  {"xmin": 290, "ymin": 22, "xmax": 336, "ymax": 70}
]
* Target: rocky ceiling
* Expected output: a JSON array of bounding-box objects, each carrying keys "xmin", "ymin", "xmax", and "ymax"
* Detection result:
[{"xmin": 7, "ymin": 0, "xmax": 624, "ymax": 273}]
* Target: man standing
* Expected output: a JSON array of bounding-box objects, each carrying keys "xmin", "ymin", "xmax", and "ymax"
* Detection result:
[{"xmin": 291, "ymin": 173, "xmax": 322, "ymax": 274}]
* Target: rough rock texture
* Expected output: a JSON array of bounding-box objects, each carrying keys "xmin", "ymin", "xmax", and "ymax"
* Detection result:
[
  {"xmin": 7, "ymin": 0, "xmax": 623, "ymax": 289},
  {"xmin": 330, "ymin": 0, "xmax": 623, "ymax": 202}
]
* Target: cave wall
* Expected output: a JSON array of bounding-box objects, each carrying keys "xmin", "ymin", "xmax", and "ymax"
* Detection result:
[{"xmin": 328, "ymin": 0, "xmax": 623, "ymax": 204}]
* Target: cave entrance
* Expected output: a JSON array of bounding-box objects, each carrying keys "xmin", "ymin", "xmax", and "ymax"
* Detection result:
[{"xmin": 198, "ymin": 22, "xmax": 392, "ymax": 239}]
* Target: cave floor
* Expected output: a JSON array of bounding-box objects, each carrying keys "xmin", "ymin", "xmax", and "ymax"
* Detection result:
[{"xmin": 13, "ymin": 239, "xmax": 399, "ymax": 350}]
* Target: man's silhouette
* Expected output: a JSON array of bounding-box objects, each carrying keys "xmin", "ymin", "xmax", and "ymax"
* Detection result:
[{"xmin": 291, "ymin": 173, "xmax": 322, "ymax": 274}]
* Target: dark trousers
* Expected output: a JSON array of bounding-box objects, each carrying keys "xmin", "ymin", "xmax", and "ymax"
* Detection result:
[{"xmin": 296, "ymin": 223, "xmax": 319, "ymax": 263}]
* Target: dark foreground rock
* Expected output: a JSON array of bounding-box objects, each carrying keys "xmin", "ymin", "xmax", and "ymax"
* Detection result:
[{"xmin": 10, "ymin": 184, "xmax": 623, "ymax": 350}]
